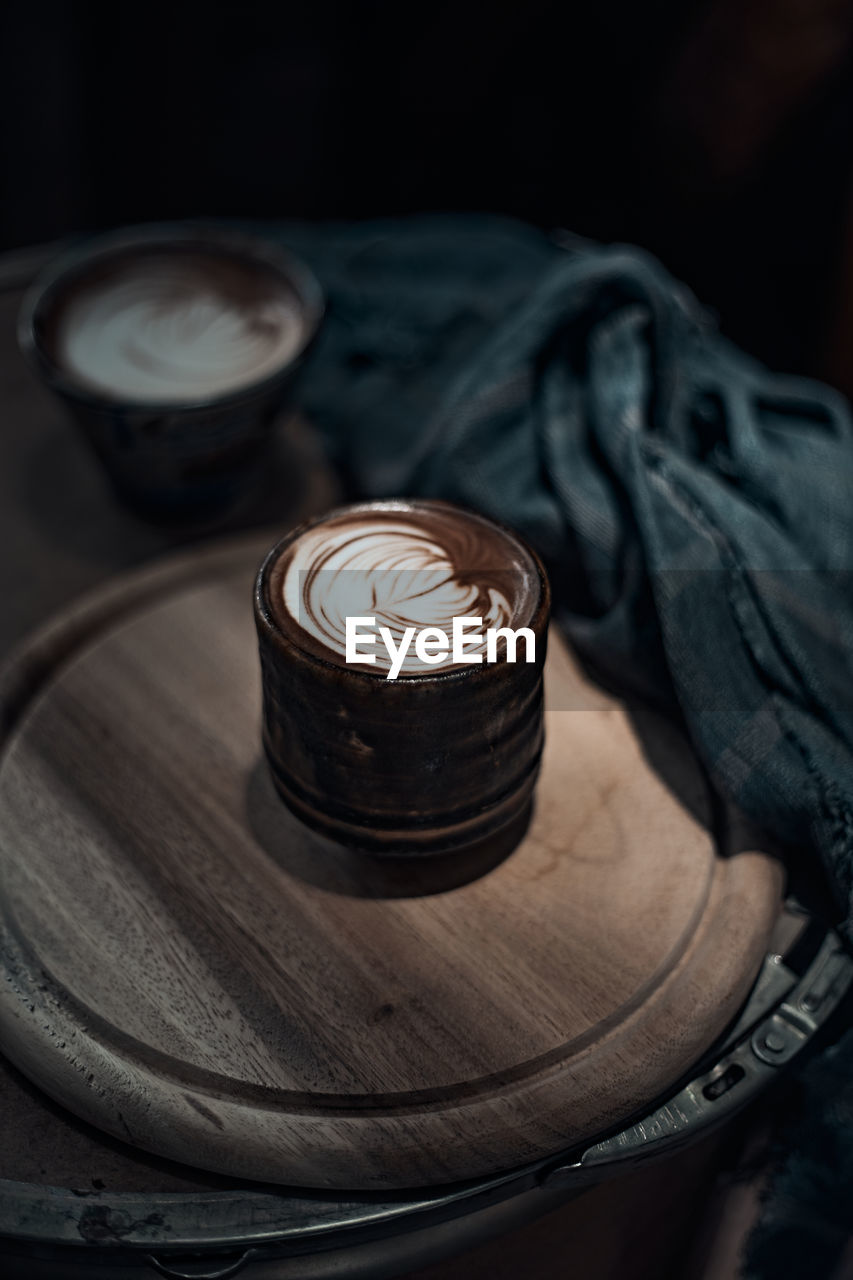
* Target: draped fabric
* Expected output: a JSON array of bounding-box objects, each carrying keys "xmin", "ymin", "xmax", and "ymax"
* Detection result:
[{"xmin": 267, "ymin": 215, "xmax": 853, "ymax": 1272}]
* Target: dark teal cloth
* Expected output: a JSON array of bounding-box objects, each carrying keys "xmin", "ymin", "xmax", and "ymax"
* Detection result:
[
  {"xmin": 278, "ymin": 216, "xmax": 853, "ymax": 903},
  {"xmin": 267, "ymin": 215, "xmax": 853, "ymax": 1273}
]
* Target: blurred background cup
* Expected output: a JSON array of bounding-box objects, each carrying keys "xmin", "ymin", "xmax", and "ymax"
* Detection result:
[{"xmin": 17, "ymin": 223, "xmax": 324, "ymax": 525}]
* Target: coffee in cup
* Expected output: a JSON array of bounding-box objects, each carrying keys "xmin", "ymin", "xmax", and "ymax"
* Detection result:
[
  {"xmin": 254, "ymin": 499, "xmax": 550, "ymax": 857},
  {"xmin": 19, "ymin": 224, "xmax": 323, "ymax": 522}
]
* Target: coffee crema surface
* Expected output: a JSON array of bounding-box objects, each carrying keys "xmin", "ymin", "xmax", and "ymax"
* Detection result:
[
  {"xmin": 269, "ymin": 502, "xmax": 541, "ymax": 675},
  {"xmin": 256, "ymin": 499, "xmax": 550, "ymax": 854},
  {"xmin": 50, "ymin": 250, "xmax": 305, "ymax": 403}
]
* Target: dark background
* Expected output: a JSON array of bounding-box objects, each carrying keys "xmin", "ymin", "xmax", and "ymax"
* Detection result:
[
  {"xmin": 0, "ymin": 8, "xmax": 850, "ymax": 1274},
  {"xmin": 3, "ymin": 0, "xmax": 853, "ymax": 386}
]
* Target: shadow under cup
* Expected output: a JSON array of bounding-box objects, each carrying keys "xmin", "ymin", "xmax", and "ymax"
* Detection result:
[
  {"xmin": 254, "ymin": 499, "xmax": 552, "ymax": 858},
  {"xmin": 17, "ymin": 224, "xmax": 324, "ymax": 523}
]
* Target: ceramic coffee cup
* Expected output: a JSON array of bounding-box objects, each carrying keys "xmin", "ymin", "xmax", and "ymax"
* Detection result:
[
  {"xmin": 254, "ymin": 499, "xmax": 551, "ymax": 857},
  {"xmin": 18, "ymin": 223, "xmax": 323, "ymax": 523}
]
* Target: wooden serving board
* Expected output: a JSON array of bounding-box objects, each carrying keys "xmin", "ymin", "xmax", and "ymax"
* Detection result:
[{"xmin": 0, "ymin": 534, "xmax": 783, "ymax": 1190}]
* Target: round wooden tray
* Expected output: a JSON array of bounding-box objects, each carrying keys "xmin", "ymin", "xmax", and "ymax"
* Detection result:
[{"xmin": 0, "ymin": 533, "xmax": 783, "ymax": 1190}]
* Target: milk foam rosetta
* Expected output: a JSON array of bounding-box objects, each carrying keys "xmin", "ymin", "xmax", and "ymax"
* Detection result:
[
  {"xmin": 54, "ymin": 254, "xmax": 304, "ymax": 403},
  {"xmin": 280, "ymin": 507, "xmax": 538, "ymax": 674}
]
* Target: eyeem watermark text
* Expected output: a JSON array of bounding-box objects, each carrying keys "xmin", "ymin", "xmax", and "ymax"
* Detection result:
[{"xmin": 346, "ymin": 616, "xmax": 536, "ymax": 680}]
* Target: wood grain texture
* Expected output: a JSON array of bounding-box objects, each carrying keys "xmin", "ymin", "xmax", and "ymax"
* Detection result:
[{"xmin": 0, "ymin": 535, "xmax": 784, "ymax": 1189}]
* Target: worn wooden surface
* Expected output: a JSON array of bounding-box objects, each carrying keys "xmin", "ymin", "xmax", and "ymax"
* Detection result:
[
  {"xmin": 0, "ymin": 243, "xmax": 781, "ymax": 1280},
  {"xmin": 0, "ymin": 530, "xmax": 784, "ymax": 1189},
  {"xmin": 0, "ymin": 249, "xmax": 336, "ymax": 1197}
]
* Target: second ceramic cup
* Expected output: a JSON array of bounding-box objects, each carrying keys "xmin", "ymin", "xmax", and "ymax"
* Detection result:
[
  {"xmin": 18, "ymin": 222, "xmax": 324, "ymax": 523},
  {"xmin": 254, "ymin": 499, "xmax": 551, "ymax": 857}
]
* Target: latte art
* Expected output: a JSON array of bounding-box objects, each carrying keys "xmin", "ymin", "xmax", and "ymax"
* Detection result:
[
  {"xmin": 256, "ymin": 498, "xmax": 549, "ymax": 853},
  {"xmin": 53, "ymin": 254, "xmax": 304, "ymax": 403},
  {"xmin": 278, "ymin": 505, "xmax": 539, "ymax": 674}
]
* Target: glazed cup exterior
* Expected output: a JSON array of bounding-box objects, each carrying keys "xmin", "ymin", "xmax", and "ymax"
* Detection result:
[
  {"xmin": 254, "ymin": 501, "xmax": 551, "ymax": 857},
  {"xmin": 18, "ymin": 222, "xmax": 324, "ymax": 523}
]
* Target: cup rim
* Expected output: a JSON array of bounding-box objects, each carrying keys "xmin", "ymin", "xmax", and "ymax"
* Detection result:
[
  {"xmin": 17, "ymin": 220, "xmax": 326, "ymax": 414},
  {"xmin": 254, "ymin": 497, "xmax": 552, "ymax": 684}
]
